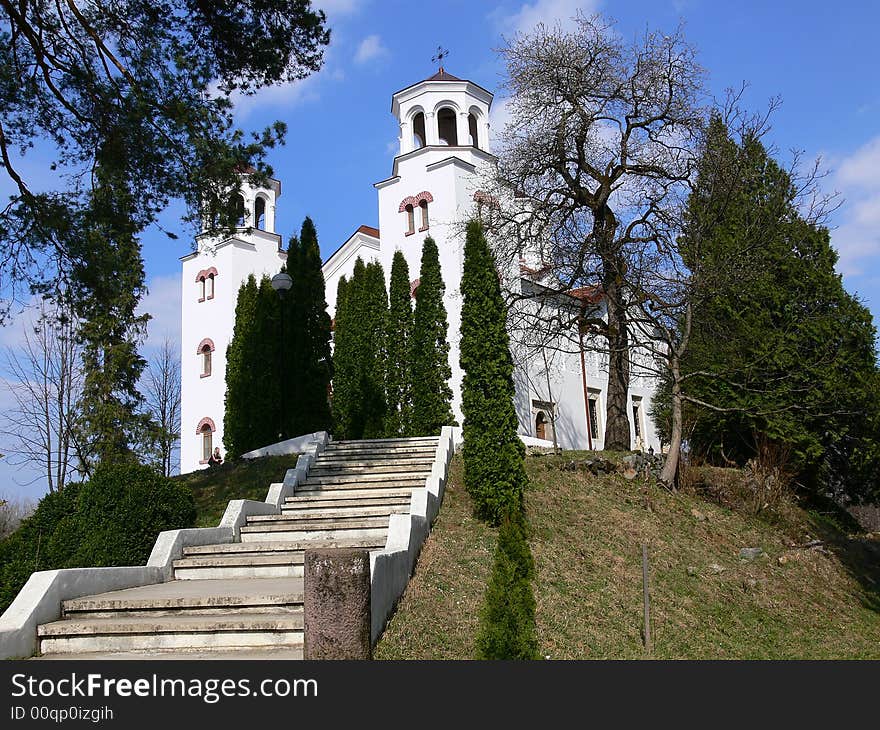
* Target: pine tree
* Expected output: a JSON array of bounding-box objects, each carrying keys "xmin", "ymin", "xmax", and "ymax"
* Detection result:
[
  {"xmin": 459, "ymin": 220, "xmax": 528, "ymax": 524},
  {"xmin": 285, "ymin": 217, "xmax": 333, "ymax": 436},
  {"xmin": 72, "ymin": 134, "xmax": 151, "ymax": 472},
  {"xmin": 385, "ymin": 250, "xmax": 413, "ymax": 437},
  {"xmin": 224, "ymin": 275, "xmax": 259, "ymax": 458},
  {"xmin": 410, "ymin": 237, "xmax": 454, "ymax": 436},
  {"xmin": 251, "ymin": 276, "xmax": 283, "ymax": 447}
]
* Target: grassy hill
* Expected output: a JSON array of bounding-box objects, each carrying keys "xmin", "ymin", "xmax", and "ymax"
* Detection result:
[
  {"xmin": 174, "ymin": 455, "xmax": 300, "ymax": 527},
  {"xmin": 375, "ymin": 452, "xmax": 880, "ymax": 659}
]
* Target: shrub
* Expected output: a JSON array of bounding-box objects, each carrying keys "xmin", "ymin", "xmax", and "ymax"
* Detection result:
[
  {"xmin": 475, "ymin": 512, "xmax": 539, "ymax": 660},
  {"xmin": 64, "ymin": 461, "xmax": 196, "ymax": 566}
]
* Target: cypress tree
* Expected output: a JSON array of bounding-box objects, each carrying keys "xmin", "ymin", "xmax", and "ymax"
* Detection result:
[
  {"xmin": 475, "ymin": 513, "xmax": 539, "ymax": 660},
  {"xmin": 331, "ymin": 273, "xmax": 356, "ymax": 438},
  {"xmin": 224, "ymin": 275, "xmax": 259, "ymax": 458},
  {"xmin": 285, "ymin": 217, "xmax": 333, "ymax": 436},
  {"xmin": 251, "ymin": 275, "xmax": 283, "ymax": 447},
  {"xmin": 386, "ymin": 250, "xmax": 413, "ymax": 437},
  {"xmin": 360, "ymin": 261, "xmax": 388, "ymax": 439},
  {"xmin": 459, "ymin": 220, "xmax": 527, "ymax": 523},
  {"xmin": 410, "ymin": 237, "xmax": 454, "ymax": 436}
]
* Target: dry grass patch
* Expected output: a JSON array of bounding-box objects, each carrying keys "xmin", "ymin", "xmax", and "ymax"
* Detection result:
[{"xmin": 374, "ymin": 457, "xmax": 497, "ymax": 659}]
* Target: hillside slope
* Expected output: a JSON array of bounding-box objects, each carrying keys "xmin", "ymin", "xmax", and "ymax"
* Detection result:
[{"xmin": 375, "ymin": 453, "xmax": 880, "ymax": 659}]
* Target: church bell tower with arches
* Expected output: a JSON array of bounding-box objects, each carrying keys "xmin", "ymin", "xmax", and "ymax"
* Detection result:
[{"xmin": 179, "ymin": 171, "xmax": 286, "ymax": 473}]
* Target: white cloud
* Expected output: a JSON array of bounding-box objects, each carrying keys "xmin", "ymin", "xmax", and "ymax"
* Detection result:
[
  {"xmin": 489, "ymin": 96, "xmax": 512, "ymax": 146},
  {"xmin": 828, "ymin": 135, "xmax": 880, "ymax": 277},
  {"xmin": 230, "ymin": 75, "xmax": 321, "ymax": 121},
  {"xmin": 139, "ymin": 273, "xmax": 182, "ymax": 354},
  {"xmin": 493, "ymin": 0, "xmax": 599, "ymax": 36},
  {"xmin": 354, "ymin": 34, "xmax": 389, "ymax": 65}
]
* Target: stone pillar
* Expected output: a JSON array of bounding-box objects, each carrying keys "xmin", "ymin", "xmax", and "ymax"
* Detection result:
[{"xmin": 303, "ymin": 548, "xmax": 372, "ymax": 660}]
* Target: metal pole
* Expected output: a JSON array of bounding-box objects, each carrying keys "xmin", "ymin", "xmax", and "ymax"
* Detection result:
[{"xmin": 642, "ymin": 543, "xmax": 652, "ymax": 654}]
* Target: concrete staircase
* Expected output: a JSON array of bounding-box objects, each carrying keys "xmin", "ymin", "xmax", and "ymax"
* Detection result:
[{"xmin": 35, "ymin": 436, "xmax": 439, "ymax": 659}]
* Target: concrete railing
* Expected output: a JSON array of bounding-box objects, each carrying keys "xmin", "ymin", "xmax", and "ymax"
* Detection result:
[
  {"xmin": 0, "ymin": 431, "xmax": 328, "ymax": 659},
  {"xmin": 369, "ymin": 426, "xmax": 455, "ymax": 644}
]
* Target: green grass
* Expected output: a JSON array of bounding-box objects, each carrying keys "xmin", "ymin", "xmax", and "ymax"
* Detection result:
[
  {"xmin": 173, "ymin": 455, "xmax": 300, "ymax": 527},
  {"xmin": 375, "ymin": 452, "xmax": 880, "ymax": 659}
]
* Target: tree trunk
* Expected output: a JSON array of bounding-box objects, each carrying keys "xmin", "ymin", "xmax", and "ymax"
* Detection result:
[
  {"xmin": 659, "ymin": 363, "xmax": 683, "ymax": 488},
  {"xmin": 602, "ymin": 256, "xmax": 631, "ymax": 451}
]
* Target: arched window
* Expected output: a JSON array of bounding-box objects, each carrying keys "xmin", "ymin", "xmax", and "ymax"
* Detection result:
[
  {"xmin": 201, "ymin": 346, "xmax": 212, "ymax": 377},
  {"xmin": 419, "ymin": 200, "xmax": 429, "ymax": 231},
  {"xmin": 468, "ymin": 113, "xmax": 479, "ymax": 148},
  {"xmin": 197, "ymin": 417, "xmax": 216, "ymax": 463},
  {"xmin": 254, "ymin": 196, "xmax": 266, "ymax": 230},
  {"xmin": 405, "ymin": 204, "xmax": 415, "ymax": 235},
  {"xmin": 437, "ymin": 107, "xmax": 457, "ymax": 146},
  {"xmin": 198, "ymin": 277, "xmax": 206, "ymax": 301},
  {"xmin": 412, "ymin": 112, "xmax": 426, "ymax": 149},
  {"xmin": 233, "ymin": 193, "xmax": 246, "ymax": 227},
  {"xmin": 205, "ymin": 274, "xmax": 214, "ymax": 299}
]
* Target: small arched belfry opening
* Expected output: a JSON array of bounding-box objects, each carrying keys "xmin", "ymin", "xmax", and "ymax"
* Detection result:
[
  {"xmin": 254, "ymin": 196, "xmax": 267, "ymax": 230},
  {"xmin": 412, "ymin": 112, "xmax": 426, "ymax": 149},
  {"xmin": 196, "ymin": 417, "xmax": 216, "ymax": 463},
  {"xmin": 232, "ymin": 193, "xmax": 246, "ymax": 227},
  {"xmin": 535, "ymin": 411, "xmax": 548, "ymax": 441},
  {"xmin": 437, "ymin": 107, "xmax": 457, "ymax": 146},
  {"xmin": 468, "ymin": 113, "xmax": 479, "ymax": 148}
]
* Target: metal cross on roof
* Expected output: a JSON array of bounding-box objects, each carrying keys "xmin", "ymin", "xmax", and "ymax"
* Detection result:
[{"xmin": 432, "ymin": 46, "xmax": 449, "ymax": 71}]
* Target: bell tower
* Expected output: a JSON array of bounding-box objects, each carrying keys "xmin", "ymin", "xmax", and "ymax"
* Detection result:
[{"xmin": 179, "ymin": 170, "xmax": 286, "ymax": 473}]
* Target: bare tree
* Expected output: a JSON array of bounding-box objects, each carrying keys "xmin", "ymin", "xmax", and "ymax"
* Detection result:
[
  {"xmin": 0, "ymin": 301, "xmax": 84, "ymax": 492},
  {"xmin": 0, "ymin": 492, "xmax": 35, "ymax": 539},
  {"xmin": 485, "ymin": 12, "xmax": 705, "ymax": 450},
  {"xmin": 141, "ymin": 338, "xmax": 181, "ymax": 477}
]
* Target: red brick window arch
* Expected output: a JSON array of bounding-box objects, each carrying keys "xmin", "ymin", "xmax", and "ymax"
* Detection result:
[
  {"xmin": 399, "ymin": 192, "xmax": 433, "ymax": 236},
  {"xmin": 195, "ymin": 268, "xmax": 218, "ymax": 302},
  {"xmin": 197, "ymin": 417, "xmax": 216, "ymax": 464},
  {"xmin": 197, "ymin": 338, "xmax": 215, "ymax": 377}
]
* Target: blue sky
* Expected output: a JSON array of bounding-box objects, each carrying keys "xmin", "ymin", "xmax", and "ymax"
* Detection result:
[{"xmin": 2, "ymin": 0, "xmax": 879, "ymax": 501}]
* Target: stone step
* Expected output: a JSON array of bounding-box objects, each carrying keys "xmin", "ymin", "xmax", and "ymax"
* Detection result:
[
  {"xmin": 173, "ymin": 553, "xmax": 305, "ymax": 580},
  {"xmin": 321, "ymin": 445, "xmax": 438, "ymax": 457},
  {"xmin": 240, "ymin": 527, "xmax": 388, "ymax": 544},
  {"xmin": 61, "ymin": 578, "xmax": 303, "ymax": 619},
  {"xmin": 329, "ymin": 436, "xmax": 440, "ymax": 446},
  {"xmin": 242, "ymin": 516, "xmax": 390, "ymax": 532},
  {"xmin": 309, "ymin": 460, "xmax": 434, "ymax": 474},
  {"xmin": 38, "ymin": 613, "xmax": 303, "ymax": 655},
  {"xmin": 251, "ymin": 505, "xmax": 409, "ymax": 521},
  {"xmin": 302, "ymin": 473, "xmax": 427, "ymax": 487},
  {"xmin": 182, "ymin": 538, "xmax": 386, "ymax": 557},
  {"xmin": 286, "ymin": 487, "xmax": 416, "ymax": 503},
  {"xmin": 36, "ymin": 647, "xmax": 306, "ymax": 660},
  {"xmin": 282, "ymin": 496, "xmax": 412, "ymax": 511}
]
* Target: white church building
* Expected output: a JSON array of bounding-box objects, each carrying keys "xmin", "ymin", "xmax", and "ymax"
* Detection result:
[{"xmin": 179, "ymin": 69, "xmax": 660, "ymax": 473}]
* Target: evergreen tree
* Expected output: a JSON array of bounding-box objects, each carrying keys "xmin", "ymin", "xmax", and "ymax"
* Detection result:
[
  {"xmin": 331, "ymin": 273, "xmax": 356, "ymax": 438},
  {"xmin": 360, "ymin": 261, "xmax": 389, "ymax": 439},
  {"xmin": 386, "ymin": 251, "xmax": 413, "ymax": 437},
  {"xmin": 285, "ymin": 217, "xmax": 333, "ymax": 436},
  {"xmin": 475, "ymin": 513, "xmax": 539, "ymax": 660},
  {"xmin": 410, "ymin": 237, "xmax": 454, "ymax": 436},
  {"xmin": 251, "ymin": 276, "xmax": 283, "ymax": 446},
  {"xmin": 72, "ymin": 134, "xmax": 151, "ymax": 472},
  {"xmin": 459, "ymin": 221, "xmax": 528, "ymax": 523},
  {"xmin": 224, "ymin": 275, "xmax": 259, "ymax": 458},
  {"xmin": 676, "ymin": 117, "xmax": 880, "ymax": 502}
]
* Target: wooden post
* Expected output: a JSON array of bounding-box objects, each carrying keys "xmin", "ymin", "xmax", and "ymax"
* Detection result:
[{"xmin": 642, "ymin": 543, "xmax": 652, "ymax": 654}]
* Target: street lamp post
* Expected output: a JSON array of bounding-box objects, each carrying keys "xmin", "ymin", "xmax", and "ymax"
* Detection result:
[{"xmin": 271, "ymin": 271, "xmax": 293, "ymax": 440}]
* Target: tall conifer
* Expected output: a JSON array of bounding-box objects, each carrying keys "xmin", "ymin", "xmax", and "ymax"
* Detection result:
[
  {"xmin": 286, "ymin": 217, "xmax": 333, "ymax": 436},
  {"xmin": 360, "ymin": 261, "xmax": 388, "ymax": 439},
  {"xmin": 410, "ymin": 237, "xmax": 454, "ymax": 435},
  {"xmin": 459, "ymin": 220, "xmax": 527, "ymax": 523},
  {"xmin": 386, "ymin": 251, "xmax": 413, "ymax": 437},
  {"xmin": 331, "ymin": 273, "xmax": 356, "ymax": 438},
  {"xmin": 224, "ymin": 275, "xmax": 259, "ymax": 458}
]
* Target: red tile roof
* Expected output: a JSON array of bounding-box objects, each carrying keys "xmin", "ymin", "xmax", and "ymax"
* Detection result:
[
  {"xmin": 423, "ymin": 68, "xmax": 463, "ymax": 83},
  {"xmin": 357, "ymin": 225, "xmax": 380, "ymax": 238}
]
